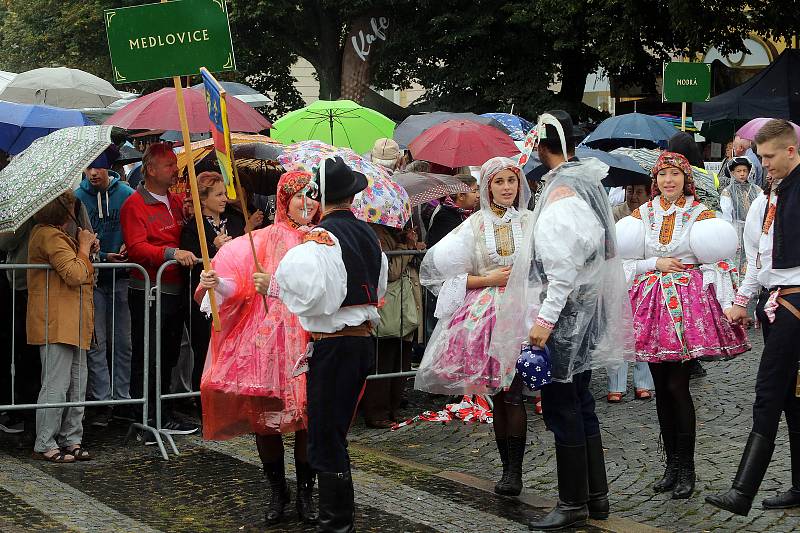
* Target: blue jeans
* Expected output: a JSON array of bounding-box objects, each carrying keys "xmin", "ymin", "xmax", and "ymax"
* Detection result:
[
  {"xmin": 607, "ymin": 361, "xmax": 654, "ymax": 393},
  {"xmin": 86, "ymin": 278, "xmax": 132, "ymax": 401}
]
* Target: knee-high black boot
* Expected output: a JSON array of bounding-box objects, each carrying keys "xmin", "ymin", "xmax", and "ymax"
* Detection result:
[
  {"xmin": 528, "ymin": 443, "xmax": 589, "ymax": 531},
  {"xmin": 586, "ymin": 434, "xmax": 609, "ymax": 519},
  {"xmin": 317, "ymin": 471, "xmax": 355, "ymax": 533},
  {"xmin": 653, "ymin": 428, "xmax": 678, "ymax": 493},
  {"xmin": 672, "ymin": 433, "xmax": 696, "ymax": 499},
  {"xmin": 263, "ymin": 459, "xmax": 291, "ymax": 525},
  {"xmin": 493, "ymin": 437, "xmax": 510, "ymax": 494},
  {"xmin": 295, "ymin": 461, "xmax": 318, "ymax": 524},
  {"xmin": 705, "ymin": 432, "xmax": 775, "ymax": 516},
  {"xmin": 762, "ymin": 431, "xmax": 800, "ymax": 509},
  {"xmin": 496, "ymin": 435, "xmax": 525, "ymax": 496}
]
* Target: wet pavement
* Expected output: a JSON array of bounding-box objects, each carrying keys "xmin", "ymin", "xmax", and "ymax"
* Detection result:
[{"xmin": 0, "ymin": 328, "xmax": 798, "ymax": 532}]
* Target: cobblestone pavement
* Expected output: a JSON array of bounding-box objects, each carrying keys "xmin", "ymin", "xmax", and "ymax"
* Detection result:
[{"xmin": 0, "ymin": 329, "xmax": 798, "ymax": 532}]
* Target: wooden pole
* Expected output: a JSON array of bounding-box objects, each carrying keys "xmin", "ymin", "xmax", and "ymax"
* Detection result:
[
  {"xmin": 681, "ymin": 101, "xmax": 687, "ymax": 132},
  {"xmin": 173, "ymin": 76, "xmax": 221, "ymax": 331}
]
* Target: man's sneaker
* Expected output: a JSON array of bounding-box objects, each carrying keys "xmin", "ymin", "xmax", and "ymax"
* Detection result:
[
  {"xmin": 0, "ymin": 413, "xmax": 24, "ymax": 434},
  {"xmin": 161, "ymin": 419, "xmax": 199, "ymax": 435},
  {"xmin": 88, "ymin": 406, "xmax": 113, "ymax": 428}
]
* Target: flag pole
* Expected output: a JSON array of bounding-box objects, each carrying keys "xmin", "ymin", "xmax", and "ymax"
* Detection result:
[{"xmin": 173, "ymin": 75, "xmax": 221, "ymax": 331}]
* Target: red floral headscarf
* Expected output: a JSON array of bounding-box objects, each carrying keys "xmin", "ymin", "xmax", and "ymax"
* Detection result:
[
  {"xmin": 650, "ymin": 151, "xmax": 695, "ymax": 198},
  {"xmin": 275, "ymin": 170, "xmax": 320, "ymax": 227}
]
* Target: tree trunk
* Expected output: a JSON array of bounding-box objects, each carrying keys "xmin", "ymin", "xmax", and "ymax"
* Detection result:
[
  {"xmin": 557, "ymin": 56, "xmax": 592, "ymax": 105},
  {"xmin": 340, "ymin": 14, "xmax": 389, "ymax": 103},
  {"xmin": 316, "ymin": 62, "xmax": 342, "ymax": 101}
]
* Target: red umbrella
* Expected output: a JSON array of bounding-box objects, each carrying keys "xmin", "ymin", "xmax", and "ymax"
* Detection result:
[
  {"xmin": 103, "ymin": 87, "xmax": 271, "ymax": 133},
  {"xmin": 408, "ymin": 119, "xmax": 519, "ymax": 167}
]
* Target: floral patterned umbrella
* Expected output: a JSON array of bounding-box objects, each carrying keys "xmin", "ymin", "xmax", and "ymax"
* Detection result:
[
  {"xmin": 0, "ymin": 125, "xmax": 113, "ymax": 232},
  {"xmin": 278, "ymin": 140, "xmax": 411, "ymax": 229}
]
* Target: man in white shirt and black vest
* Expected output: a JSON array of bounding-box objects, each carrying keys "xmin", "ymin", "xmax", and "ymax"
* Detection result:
[
  {"xmin": 707, "ymin": 119, "xmax": 800, "ymax": 515},
  {"xmin": 262, "ymin": 156, "xmax": 388, "ymax": 533}
]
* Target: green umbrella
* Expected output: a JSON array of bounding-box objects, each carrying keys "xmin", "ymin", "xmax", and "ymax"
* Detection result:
[
  {"xmin": 0, "ymin": 125, "xmax": 113, "ymax": 232},
  {"xmin": 271, "ymin": 99, "xmax": 395, "ymax": 155}
]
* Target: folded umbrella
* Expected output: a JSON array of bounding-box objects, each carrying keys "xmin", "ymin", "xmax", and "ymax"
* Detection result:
[
  {"xmin": 278, "ymin": 140, "xmax": 411, "ymax": 229},
  {"xmin": 408, "ymin": 120, "xmax": 519, "ymax": 168},
  {"xmin": 523, "ymin": 147, "xmax": 650, "ymax": 187},
  {"xmin": 104, "ymin": 87, "xmax": 271, "ymax": 133},
  {"xmin": 0, "ymin": 100, "xmax": 93, "ymax": 155},
  {"xmin": 393, "ymin": 171, "xmax": 472, "ymax": 206},
  {"xmin": 0, "ymin": 67, "xmax": 121, "ymax": 109},
  {"xmin": 394, "ymin": 111, "xmax": 513, "ymax": 147},
  {"xmin": 0, "ymin": 125, "xmax": 114, "ymax": 232}
]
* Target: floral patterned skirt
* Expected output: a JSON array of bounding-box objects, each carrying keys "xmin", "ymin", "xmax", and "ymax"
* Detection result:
[{"xmin": 630, "ymin": 268, "xmax": 750, "ymax": 363}]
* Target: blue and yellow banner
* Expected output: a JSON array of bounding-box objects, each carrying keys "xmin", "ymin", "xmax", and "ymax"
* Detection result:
[{"xmin": 200, "ymin": 67, "xmax": 236, "ymax": 199}]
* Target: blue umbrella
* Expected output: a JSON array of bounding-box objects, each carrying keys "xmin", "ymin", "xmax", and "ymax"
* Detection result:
[
  {"xmin": 581, "ymin": 112, "xmax": 677, "ymax": 150},
  {"xmin": 523, "ymin": 147, "xmax": 650, "ymax": 187},
  {"xmin": 481, "ymin": 113, "xmax": 533, "ymax": 141},
  {"xmin": 0, "ymin": 100, "xmax": 93, "ymax": 155}
]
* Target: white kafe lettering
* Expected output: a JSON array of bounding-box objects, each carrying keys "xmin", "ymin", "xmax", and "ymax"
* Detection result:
[{"xmin": 351, "ymin": 17, "xmax": 389, "ymax": 62}]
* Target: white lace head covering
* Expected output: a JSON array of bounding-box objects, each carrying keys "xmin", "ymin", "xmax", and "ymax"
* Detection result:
[{"xmin": 478, "ymin": 157, "xmax": 531, "ymax": 216}]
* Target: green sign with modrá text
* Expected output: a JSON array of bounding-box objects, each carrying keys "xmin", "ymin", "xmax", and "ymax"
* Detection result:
[
  {"xmin": 662, "ymin": 62, "xmax": 711, "ymax": 103},
  {"xmin": 104, "ymin": 0, "xmax": 235, "ymax": 83}
]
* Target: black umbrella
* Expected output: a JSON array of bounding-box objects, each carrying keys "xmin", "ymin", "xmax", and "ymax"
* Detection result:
[
  {"xmin": 233, "ymin": 142, "xmax": 284, "ymax": 161},
  {"xmin": 393, "ymin": 111, "xmax": 513, "ymax": 147},
  {"xmin": 523, "ymin": 147, "xmax": 651, "ymax": 187}
]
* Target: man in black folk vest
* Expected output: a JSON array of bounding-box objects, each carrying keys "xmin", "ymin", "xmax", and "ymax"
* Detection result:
[
  {"xmin": 267, "ymin": 157, "xmax": 388, "ymax": 532},
  {"xmin": 707, "ymin": 119, "xmax": 800, "ymax": 515}
]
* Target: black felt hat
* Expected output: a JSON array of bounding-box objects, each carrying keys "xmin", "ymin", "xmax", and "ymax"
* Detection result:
[{"xmin": 308, "ymin": 156, "xmax": 368, "ymax": 203}]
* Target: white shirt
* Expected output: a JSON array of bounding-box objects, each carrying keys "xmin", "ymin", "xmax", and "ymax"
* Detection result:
[
  {"xmin": 738, "ymin": 190, "xmax": 800, "ymax": 300},
  {"xmin": 147, "ymin": 189, "xmax": 172, "ymax": 214},
  {"xmin": 534, "ymin": 195, "xmax": 604, "ymax": 324},
  {"xmin": 273, "ymin": 228, "xmax": 388, "ymax": 334}
]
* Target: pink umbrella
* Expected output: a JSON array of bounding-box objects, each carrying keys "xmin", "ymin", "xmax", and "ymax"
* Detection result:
[
  {"xmin": 408, "ymin": 119, "xmax": 519, "ymax": 167},
  {"xmin": 736, "ymin": 118, "xmax": 800, "ymax": 141},
  {"xmin": 104, "ymin": 87, "xmax": 271, "ymax": 133}
]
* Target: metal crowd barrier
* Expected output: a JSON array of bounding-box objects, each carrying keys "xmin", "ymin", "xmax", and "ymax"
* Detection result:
[{"xmin": 0, "ymin": 263, "xmax": 169, "ymax": 458}]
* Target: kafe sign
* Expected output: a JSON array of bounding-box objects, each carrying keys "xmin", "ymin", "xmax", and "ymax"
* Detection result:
[
  {"xmin": 351, "ymin": 17, "xmax": 389, "ymax": 62},
  {"xmin": 662, "ymin": 62, "xmax": 711, "ymax": 103},
  {"xmin": 104, "ymin": 0, "xmax": 235, "ymax": 83}
]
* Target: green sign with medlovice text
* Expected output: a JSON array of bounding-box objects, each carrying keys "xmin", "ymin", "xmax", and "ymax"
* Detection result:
[
  {"xmin": 104, "ymin": 0, "xmax": 235, "ymax": 83},
  {"xmin": 662, "ymin": 62, "xmax": 711, "ymax": 103}
]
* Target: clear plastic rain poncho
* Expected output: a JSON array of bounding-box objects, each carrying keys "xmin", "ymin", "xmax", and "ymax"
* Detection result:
[
  {"xmin": 414, "ymin": 157, "xmax": 533, "ymax": 395},
  {"xmin": 489, "ymin": 157, "xmax": 634, "ymax": 382}
]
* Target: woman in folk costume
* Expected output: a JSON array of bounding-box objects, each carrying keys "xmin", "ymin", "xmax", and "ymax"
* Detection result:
[
  {"xmin": 195, "ymin": 171, "xmax": 320, "ymax": 526},
  {"xmin": 616, "ymin": 151, "xmax": 750, "ymax": 499},
  {"xmin": 415, "ymin": 156, "xmax": 533, "ymax": 497},
  {"xmin": 720, "ymin": 156, "xmax": 762, "ymax": 275}
]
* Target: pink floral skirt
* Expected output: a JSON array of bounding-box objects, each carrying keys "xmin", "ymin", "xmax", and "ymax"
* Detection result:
[{"xmin": 630, "ymin": 268, "xmax": 749, "ymax": 363}]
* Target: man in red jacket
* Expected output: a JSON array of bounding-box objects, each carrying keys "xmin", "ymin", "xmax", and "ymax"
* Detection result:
[{"xmin": 121, "ymin": 143, "xmax": 198, "ymax": 437}]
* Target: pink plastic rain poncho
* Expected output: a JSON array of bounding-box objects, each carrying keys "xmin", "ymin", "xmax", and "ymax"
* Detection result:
[{"xmin": 198, "ymin": 171, "xmax": 320, "ymax": 440}]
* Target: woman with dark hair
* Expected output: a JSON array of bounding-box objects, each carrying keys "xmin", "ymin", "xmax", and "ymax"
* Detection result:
[
  {"xmin": 667, "ymin": 132, "xmax": 704, "ymax": 168},
  {"xmin": 28, "ymin": 191, "xmax": 97, "ymax": 463},
  {"xmin": 616, "ymin": 152, "xmax": 749, "ymax": 499}
]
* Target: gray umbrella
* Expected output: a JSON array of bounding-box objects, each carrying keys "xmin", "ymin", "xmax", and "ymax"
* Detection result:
[
  {"xmin": 0, "ymin": 67, "xmax": 122, "ymax": 109},
  {"xmin": 393, "ymin": 111, "xmax": 513, "ymax": 147},
  {"xmin": 233, "ymin": 142, "xmax": 284, "ymax": 161},
  {"xmin": 190, "ymin": 81, "xmax": 272, "ymax": 108}
]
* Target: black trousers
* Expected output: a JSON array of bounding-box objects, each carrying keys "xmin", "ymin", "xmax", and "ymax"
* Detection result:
[
  {"xmin": 1, "ymin": 289, "xmax": 41, "ymax": 422},
  {"xmin": 307, "ymin": 336, "xmax": 374, "ymax": 473},
  {"xmin": 540, "ymin": 370, "xmax": 600, "ymax": 446},
  {"xmin": 751, "ymin": 292, "xmax": 800, "ymax": 442},
  {"xmin": 128, "ymin": 288, "xmax": 185, "ymax": 419}
]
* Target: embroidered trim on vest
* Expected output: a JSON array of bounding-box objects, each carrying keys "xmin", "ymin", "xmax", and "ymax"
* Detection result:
[
  {"xmin": 303, "ymin": 230, "xmax": 335, "ymax": 246},
  {"xmin": 696, "ymin": 210, "xmax": 716, "ymax": 221},
  {"xmin": 763, "ymin": 203, "xmax": 776, "ymax": 235},
  {"xmin": 659, "ymin": 213, "xmax": 676, "ymax": 245},
  {"xmin": 631, "ymin": 208, "xmax": 642, "ymax": 219}
]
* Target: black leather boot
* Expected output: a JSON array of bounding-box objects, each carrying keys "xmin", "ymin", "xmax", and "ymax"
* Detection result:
[
  {"xmin": 496, "ymin": 435, "xmax": 525, "ymax": 496},
  {"xmin": 528, "ymin": 443, "xmax": 589, "ymax": 531},
  {"xmin": 586, "ymin": 434, "xmax": 609, "ymax": 519},
  {"xmin": 263, "ymin": 460, "xmax": 291, "ymax": 525},
  {"xmin": 295, "ymin": 461, "xmax": 318, "ymax": 524},
  {"xmin": 672, "ymin": 433, "xmax": 696, "ymax": 499},
  {"xmin": 317, "ymin": 471, "xmax": 355, "ymax": 533},
  {"xmin": 493, "ymin": 437, "xmax": 510, "ymax": 494},
  {"xmin": 653, "ymin": 429, "xmax": 678, "ymax": 493},
  {"xmin": 763, "ymin": 431, "xmax": 800, "ymax": 509},
  {"xmin": 706, "ymin": 432, "xmax": 775, "ymax": 516}
]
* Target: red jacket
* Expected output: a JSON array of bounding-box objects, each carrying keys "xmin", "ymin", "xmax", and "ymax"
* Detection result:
[{"xmin": 120, "ymin": 184, "xmax": 186, "ymax": 293}]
